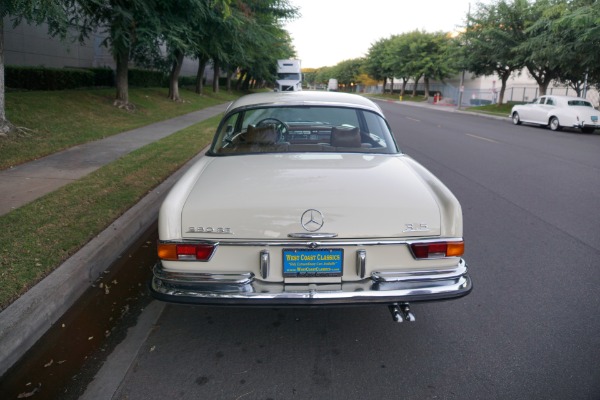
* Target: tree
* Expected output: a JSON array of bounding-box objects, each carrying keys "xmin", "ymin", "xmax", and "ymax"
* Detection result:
[
  {"xmin": 335, "ymin": 58, "xmax": 364, "ymax": 90},
  {"xmin": 364, "ymin": 38, "xmax": 392, "ymax": 93},
  {"xmin": 462, "ymin": 0, "xmax": 528, "ymax": 105},
  {"xmin": 518, "ymin": 0, "xmax": 564, "ymax": 96},
  {"xmin": 417, "ymin": 31, "xmax": 456, "ymax": 98},
  {"xmin": 194, "ymin": 0, "xmax": 297, "ymax": 94},
  {"xmin": 384, "ymin": 34, "xmax": 413, "ymax": 97},
  {"xmin": 403, "ymin": 30, "xmax": 432, "ymax": 97},
  {"xmin": 158, "ymin": 0, "xmax": 220, "ymax": 101},
  {"xmin": 70, "ymin": 0, "xmax": 162, "ymax": 109},
  {"xmin": 553, "ymin": 0, "xmax": 600, "ymax": 94},
  {"xmin": 1, "ymin": 0, "xmax": 71, "ymax": 134}
]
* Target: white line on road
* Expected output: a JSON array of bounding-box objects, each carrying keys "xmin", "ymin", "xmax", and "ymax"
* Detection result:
[{"xmin": 465, "ymin": 133, "xmax": 500, "ymax": 143}]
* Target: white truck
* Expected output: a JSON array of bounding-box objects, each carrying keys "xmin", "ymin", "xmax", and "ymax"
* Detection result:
[
  {"xmin": 327, "ymin": 78, "xmax": 339, "ymax": 91},
  {"xmin": 275, "ymin": 59, "xmax": 302, "ymax": 91}
]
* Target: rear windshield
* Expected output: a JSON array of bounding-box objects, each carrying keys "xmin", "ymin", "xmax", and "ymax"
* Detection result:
[
  {"xmin": 209, "ymin": 105, "xmax": 400, "ymax": 155},
  {"xmin": 567, "ymin": 100, "xmax": 593, "ymax": 107}
]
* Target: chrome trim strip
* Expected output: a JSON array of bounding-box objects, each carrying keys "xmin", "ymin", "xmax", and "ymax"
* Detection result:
[
  {"xmin": 372, "ymin": 259, "xmax": 467, "ymax": 283},
  {"xmin": 165, "ymin": 237, "xmax": 463, "ymax": 248},
  {"xmin": 260, "ymin": 250, "xmax": 270, "ymax": 279},
  {"xmin": 150, "ymin": 260, "xmax": 472, "ymax": 306},
  {"xmin": 153, "ymin": 267, "xmax": 253, "ymax": 285},
  {"xmin": 288, "ymin": 233, "xmax": 339, "ymax": 238},
  {"xmin": 356, "ymin": 249, "xmax": 366, "ymax": 279}
]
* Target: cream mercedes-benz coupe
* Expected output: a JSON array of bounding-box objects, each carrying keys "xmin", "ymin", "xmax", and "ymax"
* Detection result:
[{"xmin": 151, "ymin": 91, "xmax": 471, "ymax": 322}]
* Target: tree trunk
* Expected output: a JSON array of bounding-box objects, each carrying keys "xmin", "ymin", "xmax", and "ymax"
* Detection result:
[
  {"xmin": 168, "ymin": 50, "xmax": 184, "ymax": 101},
  {"xmin": 226, "ymin": 67, "xmax": 233, "ymax": 92},
  {"xmin": 538, "ymin": 80, "xmax": 550, "ymax": 97},
  {"xmin": 114, "ymin": 50, "xmax": 132, "ymax": 109},
  {"xmin": 424, "ymin": 77, "xmax": 430, "ymax": 98},
  {"xmin": 195, "ymin": 57, "xmax": 207, "ymax": 95},
  {"xmin": 389, "ymin": 77, "xmax": 394, "ymax": 94},
  {"xmin": 382, "ymin": 77, "xmax": 387, "ymax": 93},
  {"xmin": 412, "ymin": 76, "xmax": 421, "ymax": 97},
  {"xmin": 0, "ymin": 18, "xmax": 13, "ymax": 135},
  {"xmin": 498, "ymin": 72, "xmax": 510, "ymax": 106},
  {"xmin": 401, "ymin": 78, "xmax": 407, "ymax": 97},
  {"xmin": 527, "ymin": 65, "xmax": 554, "ymax": 97},
  {"xmin": 212, "ymin": 60, "xmax": 220, "ymax": 93},
  {"xmin": 235, "ymin": 70, "xmax": 246, "ymax": 91},
  {"xmin": 242, "ymin": 72, "xmax": 251, "ymax": 91}
]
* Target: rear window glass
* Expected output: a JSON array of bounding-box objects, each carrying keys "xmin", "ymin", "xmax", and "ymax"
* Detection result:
[
  {"xmin": 567, "ymin": 100, "xmax": 593, "ymax": 107},
  {"xmin": 210, "ymin": 105, "xmax": 399, "ymax": 155}
]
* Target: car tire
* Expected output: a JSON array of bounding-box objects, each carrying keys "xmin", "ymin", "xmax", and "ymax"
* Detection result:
[
  {"xmin": 581, "ymin": 127, "xmax": 595, "ymax": 134},
  {"xmin": 549, "ymin": 117, "xmax": 561, "ymax": 131},
  {"xmin": 512, "ymin": 112, "xmax": 521, "ymax": 125}
]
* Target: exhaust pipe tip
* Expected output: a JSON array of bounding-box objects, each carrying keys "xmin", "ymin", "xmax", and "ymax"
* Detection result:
[{"xmin": 388, "ymin": 302, "xmax": 415, "ymax": 323}]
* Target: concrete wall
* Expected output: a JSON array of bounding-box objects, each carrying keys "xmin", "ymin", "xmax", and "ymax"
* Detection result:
[{"xmin": 3, "ymin": 17, "xmax": 209, "ymax": 79}]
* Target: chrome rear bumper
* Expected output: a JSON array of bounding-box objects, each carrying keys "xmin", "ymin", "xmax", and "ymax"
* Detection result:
[{"xmin": 150, "ymin": 259, "xmax": 472, "ymax": 306}]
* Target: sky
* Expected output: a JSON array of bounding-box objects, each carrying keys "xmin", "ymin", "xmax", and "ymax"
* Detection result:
[{"xmin": 283, "ymin": 0, "xmax": 477, "ymax": 69}]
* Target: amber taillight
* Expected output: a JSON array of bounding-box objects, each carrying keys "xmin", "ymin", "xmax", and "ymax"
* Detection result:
[
  {"xmin": 158, "ymin": 243, "xmax": 216, "ymax": 261},
  {"xmin": 410, "ymin": 241, "xmax": 464, "ymax": 259}
]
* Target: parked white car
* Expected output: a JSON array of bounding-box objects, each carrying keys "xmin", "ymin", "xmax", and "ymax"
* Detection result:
[
  {"xmin": 510, "ymin": 95, "xmax": 600, "ymax": 133},
  {"xmin": 151, "ymin": 91, "xmax": 471, "ymax": 322}
]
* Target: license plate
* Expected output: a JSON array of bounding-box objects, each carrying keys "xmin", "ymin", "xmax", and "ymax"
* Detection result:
[
  {"xmin": 591, "ymin": 116, "xmax": 598, "ymax": 122},
  {"xmin": 283, "ymin": 249, "xmax": 343, "ymax": 277}
]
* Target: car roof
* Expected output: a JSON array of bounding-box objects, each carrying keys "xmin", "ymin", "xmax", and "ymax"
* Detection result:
[{"xmin": 225, "ymin": 91, "xmax": 384, "ymax": 115}]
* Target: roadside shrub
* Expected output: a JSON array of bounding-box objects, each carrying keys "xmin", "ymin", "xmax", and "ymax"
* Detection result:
[
  {"xmin": 128, "ymin": 69, "xmax": 167, "ymax": 87},
  {"xmin": 178, "ymin": 75, "xmax": 197, "ymax": 87},
  {"xmin": 470, "ymin": 98, "xmax": 493, "ymax": 106},
  {"xmin": 5, "ymin": 66, "xmax": 94, "ymax": 90},
  {"xmin": 87, "ymin": 67, "xmax": 115, "ymax": 87}
]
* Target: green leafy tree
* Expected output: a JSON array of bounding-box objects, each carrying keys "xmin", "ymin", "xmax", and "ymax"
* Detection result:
[
  {"xmin": 417, "ymin": 31, "xmax": 456, "ymax": 98},
  {"xmin": 364, "ymin": 37, "xmax": 393, "ymax": 92},
  {"xmin": 384, "ymin": 34, "xmax": 413, "ymax": 96},
  {"xmin": 462, "ymin": 0, "xmax": 528, "ymax": 105},
  {"xmin": 314, "ymin": 66, "xmax": 336, "ymax": 88},
  {"xmin": 197, "ymin": 0, "xmax": 297, "ymax": 93},
  {"xmin": 518, "ymin": 0, "xmax": 564, "ymax": 96},
  {"xmin": 70, "ymin": 0, "xmax": 162, "ymax": 109},
  {"xmin": 162, "ymin": 1, "xmax": 208, "ymax": 101},
  {"xmin": 553, "ymin": 0, "xmax": 600, "ymax": 94},
  {"xmin": 335, "ymin": 58, "xmax": 363, "ymax": 90},
  {"xmin": 403, "ymin": 30, "xmax": 431, "ymax": 97}
]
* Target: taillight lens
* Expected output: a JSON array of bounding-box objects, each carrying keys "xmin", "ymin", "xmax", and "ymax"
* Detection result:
[
  {"xmin": 157, "ymin": 243, "xmax": 216, "ymax": 261},
  {"xmin": 410, "ymin": 241, "xmax": 464, "ymax": 259}
]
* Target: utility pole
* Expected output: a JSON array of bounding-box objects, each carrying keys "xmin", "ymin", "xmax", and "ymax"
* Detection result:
[
  {"xmin": 457, "ymin": 3, "xmax": 471, "ymax": 110},
  {"xmin": 458, "ymin": 71, "xmax": 465, "ymax": 110}
]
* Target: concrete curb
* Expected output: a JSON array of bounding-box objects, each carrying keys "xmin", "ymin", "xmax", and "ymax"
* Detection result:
[{"xmin": 0, "ymin": 149, "xmax": 206, "ymax": 377}]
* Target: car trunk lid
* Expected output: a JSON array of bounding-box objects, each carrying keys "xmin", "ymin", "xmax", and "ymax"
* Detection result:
[{"xmin": 181, "ymin": 154, "xmax": 441, "ymax": 239}]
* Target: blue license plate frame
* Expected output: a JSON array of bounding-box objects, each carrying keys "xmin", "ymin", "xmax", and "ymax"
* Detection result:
[{"xmin": 283, "ymin": 248, "xmax": 343, "ymax": 278}]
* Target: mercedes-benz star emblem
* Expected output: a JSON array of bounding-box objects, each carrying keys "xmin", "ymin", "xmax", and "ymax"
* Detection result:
[{"xmin": 301, "ymin": 209, "xmax": 324, "ymax": 232}]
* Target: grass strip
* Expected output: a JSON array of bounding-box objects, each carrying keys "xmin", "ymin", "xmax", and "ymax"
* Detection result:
[
  {"xmin": 0, "ymin": 116, "xmax": 220, "ymax": 309},
  {"xmin": 1, "ymin": 87, "xmax": 236, "ymax": 170}
]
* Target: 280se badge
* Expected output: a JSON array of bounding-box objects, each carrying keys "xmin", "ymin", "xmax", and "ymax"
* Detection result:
[
  {"xmin": 151, "ymin": 91, "xmax": 472, "ymax": 323},
  {"xmin": 186, "ymin": 226, "xmax": 232, "ymax": 234}
]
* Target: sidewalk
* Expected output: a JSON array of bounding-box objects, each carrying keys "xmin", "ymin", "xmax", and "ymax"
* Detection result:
[
  {"xmin": 0, "ymin": 103, "xmax": 229, "ymax": 216},
  {"xmin": 0, "ymin": 102, "xmax": 229, "ymax": 377}
]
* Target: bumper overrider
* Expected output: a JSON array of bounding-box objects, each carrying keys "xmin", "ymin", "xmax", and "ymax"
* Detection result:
[{"xmin": 150, "ymin": 258, "xmax": 472, "ymax": 306}]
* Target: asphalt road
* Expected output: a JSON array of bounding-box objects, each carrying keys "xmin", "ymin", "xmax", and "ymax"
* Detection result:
[{"xmin": 90, "ymin": 102, "xmax": 600, "ymax": 400}]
